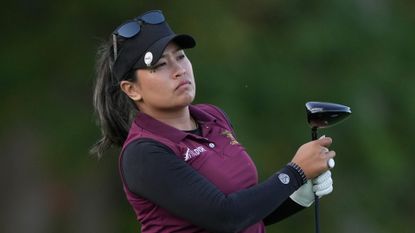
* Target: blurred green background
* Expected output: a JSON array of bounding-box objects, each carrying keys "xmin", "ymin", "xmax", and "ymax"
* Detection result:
[{"xmin": 1, "ymin": 0, "xmax": 414, "ymax": 232}]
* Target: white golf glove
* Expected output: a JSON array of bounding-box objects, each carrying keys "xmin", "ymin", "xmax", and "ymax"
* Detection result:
[
  {"xmin": 313, "ymin": 170, "xmax": 333, "ymax": 196},
  {"xmin": 290, "ymin": 170, "xmax": 333, "ymax": 207}
]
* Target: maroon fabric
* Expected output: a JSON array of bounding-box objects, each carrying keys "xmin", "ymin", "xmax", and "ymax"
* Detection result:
[{"xmin": 119, "ymin": 104, "xmax": 264, "ymax": 233}]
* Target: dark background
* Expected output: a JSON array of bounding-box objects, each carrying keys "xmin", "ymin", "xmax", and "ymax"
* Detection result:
[{"xmin": 1, "ymin": 0, "xmax": 414, "ymax": 232}]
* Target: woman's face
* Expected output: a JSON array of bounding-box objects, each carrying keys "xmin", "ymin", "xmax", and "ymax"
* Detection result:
[{"xmin": 133, "ymin": 42, "xmax": 196, "ymax": 114}]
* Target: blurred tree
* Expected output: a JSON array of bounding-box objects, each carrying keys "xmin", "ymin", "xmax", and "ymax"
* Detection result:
[{"xmin": 0, "ymin": 0, "xmax": 414, "ymax": 232}]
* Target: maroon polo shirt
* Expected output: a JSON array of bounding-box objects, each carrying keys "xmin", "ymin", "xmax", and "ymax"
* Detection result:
[{"xmin": 119, "ymin": 104, "xmax": 303, "ymax": 233}]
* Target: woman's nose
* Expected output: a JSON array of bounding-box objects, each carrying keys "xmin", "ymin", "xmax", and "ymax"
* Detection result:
[{"xmin": 172, "ymin": 62, "xmax": 186, "ymax": 79}]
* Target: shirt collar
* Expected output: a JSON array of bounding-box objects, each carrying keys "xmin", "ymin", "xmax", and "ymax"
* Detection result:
[{"xmin": 134, "ymin": 105, "xmax": 217, "ymax": 143}]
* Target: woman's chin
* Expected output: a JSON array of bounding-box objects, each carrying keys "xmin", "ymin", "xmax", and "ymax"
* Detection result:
[{"xmin": 180, "ymin": 95, "xmax": 195, "ymax": 106}]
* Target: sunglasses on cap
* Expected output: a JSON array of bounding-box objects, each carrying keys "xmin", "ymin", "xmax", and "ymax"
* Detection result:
[{"xmin": 112, "ymin": 10, "xmax": 165, "ymax": 59}]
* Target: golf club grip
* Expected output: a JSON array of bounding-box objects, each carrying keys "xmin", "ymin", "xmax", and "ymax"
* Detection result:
[{"xmin": 315, "ymin": 194, "xmax": 320, "ymax": 233}]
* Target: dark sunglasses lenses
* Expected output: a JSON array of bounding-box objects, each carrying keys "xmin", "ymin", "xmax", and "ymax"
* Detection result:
[
  {"xmin": 116, "ymin": 21, "xmax": 140, "ymax": 38},
  {"xmin": 115, "ymin": 11, "xmax": 165, "ymax": 38},
  {"xmin": 140, "ymin": 11, "xmax": 165, "ymax": 24}
]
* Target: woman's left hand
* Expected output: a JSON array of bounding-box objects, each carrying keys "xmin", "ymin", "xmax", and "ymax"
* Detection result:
[
  {"xmin": 313, "ymin": 170, "xmax": 333, "ymax": 197},
  {"xmin": 290, "ymin": 170, "xmax": 334, "ymax": 207}
]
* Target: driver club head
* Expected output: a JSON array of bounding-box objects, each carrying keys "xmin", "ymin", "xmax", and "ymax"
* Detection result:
[{"xmin": 306, "ymin": 101, "xmax": 352, "ymax": 129}]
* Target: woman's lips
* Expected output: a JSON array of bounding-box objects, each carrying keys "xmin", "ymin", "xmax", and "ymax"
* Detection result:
[{"xmin": 176, "ymin": 80, "xmax": 191, "ymax": 90}]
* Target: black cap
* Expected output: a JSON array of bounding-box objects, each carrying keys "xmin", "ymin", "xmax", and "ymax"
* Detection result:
[{"xmin": 112, "ymin": 20, "xmax": 196, "ymax": 81}]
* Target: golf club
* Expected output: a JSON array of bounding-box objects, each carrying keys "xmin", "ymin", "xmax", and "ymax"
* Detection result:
[{"xmin": 305, "ymin": 101, "xmax": 352, "ymax": 233}]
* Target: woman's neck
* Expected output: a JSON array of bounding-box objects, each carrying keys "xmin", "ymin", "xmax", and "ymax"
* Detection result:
[{"xmin": 143, "ymin": 106, "xmax": 196, "ymax": 131}]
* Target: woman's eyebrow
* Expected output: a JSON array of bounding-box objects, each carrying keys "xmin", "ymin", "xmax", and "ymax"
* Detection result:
[{"xmin": 160, "ymin": 48, "xmax": 183, "ymax": 58}]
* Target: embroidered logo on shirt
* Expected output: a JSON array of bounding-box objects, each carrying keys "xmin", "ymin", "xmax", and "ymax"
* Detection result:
[
  {"xmin": 221, "ymin": 130, "xmax": 239, "ymax": 145},
  {"xmin": 184, "ymin": 146, "xmax": 207, "ymax": 161},
  {"xmin": 278, "ymin": 173, "xmax": 290, "ymax": 184}
]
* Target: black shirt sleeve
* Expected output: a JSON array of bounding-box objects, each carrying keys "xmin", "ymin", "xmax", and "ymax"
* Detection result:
[
  {"xmin": 121, "ymin": 139, "xmax": 305, "ymax": 233},
  {"xmin": 263, "ymin": 198, "xmax": 305, "ymax": 225}
]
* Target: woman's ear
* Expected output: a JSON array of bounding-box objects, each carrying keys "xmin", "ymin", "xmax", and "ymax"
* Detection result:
[{"xmin": 120, "ymin": 80, "xmax": 142, "ymax": 101}]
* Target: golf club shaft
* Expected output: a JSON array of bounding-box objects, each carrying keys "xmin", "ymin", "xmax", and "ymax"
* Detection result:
[
  {"xmin": 314, "ymin": 195, "xmax": 320, "ymax": 233},
  {"xmin": 312, "ymin": 128, "xmax": 320, "ymax": 233}
]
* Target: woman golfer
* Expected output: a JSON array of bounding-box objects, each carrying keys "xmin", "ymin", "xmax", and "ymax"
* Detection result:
[{"xmin": 91, "ymin": 9, "xmax": 336, "ymax": 233}]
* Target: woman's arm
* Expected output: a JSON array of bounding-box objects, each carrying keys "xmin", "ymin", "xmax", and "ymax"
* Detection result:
[
  {"xmin": 122, "ymin": 139, "xmax": 304, "ymax": 233},
  {"xmin": 263, "ymin": 198, "xmax": 305, "ymax": 225}
]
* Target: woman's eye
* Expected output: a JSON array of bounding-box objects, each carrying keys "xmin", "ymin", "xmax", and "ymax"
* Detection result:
[
  {"xmin": 178, "ymin": 54, "xmax": 186, "ymax": 60},
  {"xmin": 152, "ymin": 62, "xmax": 166, "ymax": 70},
  {"xmin": 149, "ymin": 62, "xmax": 166, "ymax": 73}
]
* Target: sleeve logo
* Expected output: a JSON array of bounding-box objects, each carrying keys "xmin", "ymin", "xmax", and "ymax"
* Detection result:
[{"xmin": 278, "ymin": 173, "xmax": 290, "ymax": 184}]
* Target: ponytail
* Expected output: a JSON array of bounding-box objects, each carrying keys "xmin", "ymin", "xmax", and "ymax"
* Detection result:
[{"xmin": 90, "ymin": 39, "xmax": 138, "ymax": 158}]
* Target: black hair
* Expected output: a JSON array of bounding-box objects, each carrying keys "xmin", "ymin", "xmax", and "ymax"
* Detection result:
[{"xmin": 90, "ymin": 37, "xmax": 138, "ymax": 158}]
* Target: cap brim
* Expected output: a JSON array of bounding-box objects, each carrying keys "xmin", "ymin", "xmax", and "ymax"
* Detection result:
[{"xmin": 133, "ymin": 34, "xmax": 196, "ymax": 69}]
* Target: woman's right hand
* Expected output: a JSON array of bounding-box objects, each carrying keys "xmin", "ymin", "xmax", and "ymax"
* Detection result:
[{"xmin": 291, "ymin": 136, "xmax": 336, "ymax": 179}]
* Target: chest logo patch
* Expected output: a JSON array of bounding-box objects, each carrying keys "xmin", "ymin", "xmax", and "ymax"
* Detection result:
[
  {"xmin": 184, "ymin": 146, "xmax": 207, "ymax": 161},
  {"xmin": 221, "ymin": 130, "xmax": 239, "ymax": 145}
]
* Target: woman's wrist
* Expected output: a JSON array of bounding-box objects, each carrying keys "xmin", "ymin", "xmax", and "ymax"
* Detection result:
[{"xmin": 287, "ymin": 162, "xmax": 307, "ymax": 185}]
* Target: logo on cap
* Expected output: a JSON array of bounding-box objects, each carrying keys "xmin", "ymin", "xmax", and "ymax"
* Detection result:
[{"xmin": 144, "ymin": 52, "xmax": 153, "ymax": 67}]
